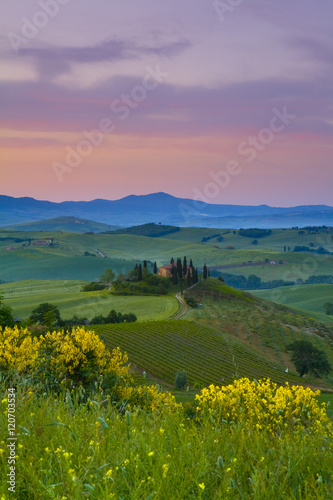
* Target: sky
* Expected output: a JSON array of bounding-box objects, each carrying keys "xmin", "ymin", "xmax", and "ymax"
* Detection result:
[{"xmin": 0, "ymin": 0, "xmax": 332, "ymax": 206}]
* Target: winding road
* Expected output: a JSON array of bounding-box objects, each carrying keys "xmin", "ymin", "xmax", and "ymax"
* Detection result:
[{"xmin": 173, "ymin": 292, "xmax": 188, "ymax": 320}]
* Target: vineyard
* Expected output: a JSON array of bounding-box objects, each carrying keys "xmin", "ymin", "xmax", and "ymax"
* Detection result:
[
  {"xmin": 92, "ymin": 320, "xmax": 307, "ymax": 387},
  {"xmin": 91, "ymin": 279, "xmax": 333, "ymax": 389}
]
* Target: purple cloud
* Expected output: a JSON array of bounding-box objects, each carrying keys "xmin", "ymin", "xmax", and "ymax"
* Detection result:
[{"xmin": 16, "ymin": 38, "xmax": 192, "ymax": 78}]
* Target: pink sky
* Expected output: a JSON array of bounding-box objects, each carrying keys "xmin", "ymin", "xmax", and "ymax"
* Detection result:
[{"xmin": 0, "ymin": 0, "xmax": 332, "ymax": 206}]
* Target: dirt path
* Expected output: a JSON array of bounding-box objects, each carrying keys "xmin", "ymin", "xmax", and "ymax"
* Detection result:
[{"xmin": 173, "ymin": 292, "xmax": 188, "ymax": 320}]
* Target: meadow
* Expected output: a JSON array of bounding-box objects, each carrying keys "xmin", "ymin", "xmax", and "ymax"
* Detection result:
[{"xmin": 0, "ymin": 280, "xmax": 179, "ymax": 321}]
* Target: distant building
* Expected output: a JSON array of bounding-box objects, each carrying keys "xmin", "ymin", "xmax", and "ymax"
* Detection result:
[
  {"xmin": 32, "ymin": 240, "xmax": 52, "ymax": 246},
  {"xmin": 158, "ymin": 263, "xmax": 192, "ymax": 278}
]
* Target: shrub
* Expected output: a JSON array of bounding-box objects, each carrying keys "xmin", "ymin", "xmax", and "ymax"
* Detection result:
[
  {"xmin": 175, "ymin": 370, "xmax": 188, "ymax": 390},
  {"xmin": 185, "ymin": 297, "xmax": 197, "ymax": 308},
  {"xmin": 0, "ymin": 326, "xmax": 131, "ymax": 394},
  {"xmin": 195, "ymin": 378, "xmax": 332, "ymax": 436},
  {"xmin": 81, "ymin": 282, "xmax": 107, "ymax": 292}
]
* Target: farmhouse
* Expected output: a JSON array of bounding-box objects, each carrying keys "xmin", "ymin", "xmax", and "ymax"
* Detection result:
[
  {"xmin": 158, "ymin": 263, "xmax": 192, "ymax": 278},
  {"xmin": 32, "ymin": 240, "xmax": 52, "ymax": 246}
]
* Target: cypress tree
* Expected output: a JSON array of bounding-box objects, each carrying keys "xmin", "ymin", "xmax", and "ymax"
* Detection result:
[
  {"xmin": 187, "ymin": 271, "xmax": 192, "ymax": 288},
  {"xmin": 170, "ymin": 257, "xmax": 174, "ymax": 264},
  {"xmin": 177, "ymin": 258, "xmax": 182, "ymax": 279},
  {"xmin": 143, "ymin": 260, "xmax": 147, "ymax": 268},
  {"xmin": 183, "ymin": 256, "xmax": 187, "ymax": 276},
  {"xmin": 138, "ymin": 264, "xmax": 143, "ymax": 281},
  {"xmin": 153, "ymin": 262, "xmax": 158, "ymax": 274},
  {"xmin": 203, "ymin": 264, "xmax": 208, "ymax": 280},
  {"xmin": 195, "ymin": 268, "xmax": 198, "ymax": 283}
]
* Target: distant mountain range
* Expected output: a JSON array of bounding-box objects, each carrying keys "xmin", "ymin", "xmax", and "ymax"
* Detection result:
[{"xmin": 0, "ymin": 193, "xmax": 332, "ymax": 229}]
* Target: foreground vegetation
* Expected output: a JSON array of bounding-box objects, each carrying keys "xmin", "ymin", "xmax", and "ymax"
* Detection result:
[
  {"xmin": 1, "ymin": 383, "xmax": 332, "ymax": 499},
  {"xmin": 0, "ymin": 325, "xmax": 332, "ymax": 498}
]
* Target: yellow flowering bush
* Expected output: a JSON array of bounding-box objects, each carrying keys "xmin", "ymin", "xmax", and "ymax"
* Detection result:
[
  {"xmin": 0, "ymin": 326, "xmax": 131, "ymax": 392},
  {"xmin": 117, "ymin": 384, "xmax": 180, "ymax": 412},
  {"xmin": 0, "ymin": 326, "xmax": 42, "ymax": 372},
  {"xmin": 195, "ymin": 378, "xmax": 332, "ymax": 436}
]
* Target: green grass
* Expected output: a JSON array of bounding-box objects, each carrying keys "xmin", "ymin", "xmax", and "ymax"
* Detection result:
[
  {"xmin": 0, "ymin": 280, "xmax": 179, "ymax": 321},
  {"xmin": 1, "ymin": 385, "xmax": 332, "ymax": 499},
  {"xmin": 249, "ymin": 284, "xmax": 333, "ymax": 324}
]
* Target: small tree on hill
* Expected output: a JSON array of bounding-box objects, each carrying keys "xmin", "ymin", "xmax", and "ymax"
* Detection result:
[
  {"xmin": 175, "ymin": 370, "xmax": 188, "ymax": 390},
  {"xmin": 153, "ymin": 261, "xmax": 158, "ymax": 274},
  {"xmin": 29, "ymin": 303, "xmax": 61, "ymax": 326},
  {"xmin": 324, "ymin": 302, "xmax": 333, "ymax": 315},
  {"xmin": 287, "ymin": 340, "xmax": 331, "ymax": 378},
  {"xmin": 203, "ymin": 264, "xmax": 208, "ymax": 280},
  {"xmin": 99, "ymin": 268, "xmax": 115, "ymax": 283}
]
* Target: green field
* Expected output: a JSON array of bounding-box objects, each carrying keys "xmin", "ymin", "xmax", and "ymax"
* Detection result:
[
  {"xmin": 0, "ymin": 280, "xmax": 179, "ymax": 321},
  {"xmin": 249, "ymin": 284, "xmax": 333, "ymax": 323}
]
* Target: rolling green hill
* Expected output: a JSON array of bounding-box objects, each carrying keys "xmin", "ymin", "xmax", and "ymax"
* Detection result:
[
  {"xmin": 249, "ymin": 284, "xmax": 333, "ymax": 324},
  {"xmin": 89, "ymin": 279, "xmax": 333, "ymax": 390},
  {"xmin": 0, "ymin": 280, "xmax": 179, "ymax": 321}
]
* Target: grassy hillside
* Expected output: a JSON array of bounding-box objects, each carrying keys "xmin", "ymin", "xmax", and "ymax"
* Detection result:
[
  {"xmin": 90, "ymin": 279, "xmax": 333, "ymax": 390},
  {"xmin": 184, "ymin": 280, "xmax": 333, "ymax": 380},
  {"xmin": 161, "ymin": 226, "xmax": 333, "ymax": 249},
  {"xmin": 249, "ymin": 284, "xmax": 333, "ymax": 324},
  {"xmin": 0, "ymin": 280, "xmax": 179, "ymax": 321}
]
